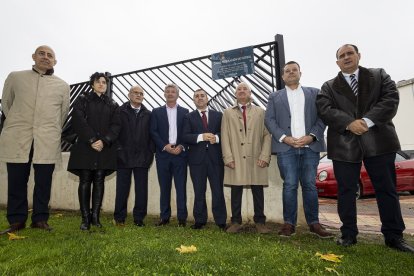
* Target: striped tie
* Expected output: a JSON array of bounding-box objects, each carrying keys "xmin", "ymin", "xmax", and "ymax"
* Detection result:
[{"xmin": 350, "ymin": 74, "xmax": 358, "ymax": 96}]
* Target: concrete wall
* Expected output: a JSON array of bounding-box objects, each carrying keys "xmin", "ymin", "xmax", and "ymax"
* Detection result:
[
  {"xmin": 0, "ymin": 152, "xmax": 306, "ymax": 224},
  {"xmin": 395, "ymin": 79, "xmax": 414, "ymax": 151}
]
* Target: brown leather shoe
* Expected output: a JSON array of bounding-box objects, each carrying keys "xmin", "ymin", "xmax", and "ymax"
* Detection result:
[
  {"xmin": 309, "ymin": 223, "xmax": 334, "ymax": 239},
  {"xmin": 30, "ymin": 221, "xmax": 53, "ymax": 232},
  {"xmin": 256, "ymin": 223, "xmax": 271, "ymax": 234},
  {"xmin": 0, "ymin": 222, "xmax": 26, "ymax": 235},
  {"xmin": 226, "ymin": 223, "xmax": 242, "ymax": 233},
  {"xmin": 278, "ymin": 223, "xmax": 295, "ymax": 237}
]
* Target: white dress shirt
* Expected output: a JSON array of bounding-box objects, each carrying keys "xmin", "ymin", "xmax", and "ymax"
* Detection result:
[
  {"xmin": 279, "ymin": 85, "xmax": 306, "ymax": 143},
  {"xmin": 166, "ymin": 104, "xmax": 178, "ymax": 144}
]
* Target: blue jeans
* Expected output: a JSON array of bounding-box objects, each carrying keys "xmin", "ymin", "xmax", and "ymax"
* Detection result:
[{"xmin": 277, "ymin": 148, "xmax": 320, "ymax": 226}]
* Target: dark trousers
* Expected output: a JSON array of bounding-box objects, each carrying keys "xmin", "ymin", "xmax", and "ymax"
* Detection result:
[
  {"xmin": 7, "ymin": 159, "xmax": 55, "ymax": 224},
  {"xmin": 333, "ymin": 153, "xmax": 405, "ymax": 240},
  {"xmin": 230, "ymin": 185, "xmax": 266, "ymax": 224},
  {"xmin": 114, "ymin": 167, "xmax": 149, "ymax": 222},
  {"xmin": 189, "ymin": 155, "xmax": 226, "ymax": 225},
  {"xmin": 155, "ymin": 154, "xmax": 187, "ymax": 221}
]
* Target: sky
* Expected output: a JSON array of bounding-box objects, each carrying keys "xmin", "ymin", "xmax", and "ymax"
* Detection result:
[{"xmin": 1, "ymin": 0, "xmax": 413, "ymax": 98}]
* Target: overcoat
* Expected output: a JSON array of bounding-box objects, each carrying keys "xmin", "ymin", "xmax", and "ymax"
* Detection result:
[
  {"xmin": 67, "ymin": 92, "xmax": 121, "ymax": 176},
  {"xmin": 221, "ymin": 103, "xmax": 271, "ymax": 186},
  {"xmin": 316, "ymin": 66, "xmax": 400, "ymax": 162},
  {"xmin": 0, "ymin": 69, "xmax": 69, "ymax": 164},
  {"xmin": 116, "ymin": 102, "xmax": 154, "ymax": 169}
]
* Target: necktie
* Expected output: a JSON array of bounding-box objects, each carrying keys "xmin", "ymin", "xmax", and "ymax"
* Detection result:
[
  {"xmin": 201, "ymin": 111, "xmax": 208, "ymax": 130},
  {"xmin": 134, "ymin": 108, "xmax": 139, "ymax": 116},
  {"xmin": 241, "ymin": 105, "xmax": 247, "ymax": 133},
  {"xmin": 350, "ymin": 74, "xmax": 358, "ymax": 96}
]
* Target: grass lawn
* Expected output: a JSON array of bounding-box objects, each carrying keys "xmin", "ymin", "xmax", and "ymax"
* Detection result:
[{"xmin": 0, "ymin": 209, "xmax": 413, "ymax": 275}]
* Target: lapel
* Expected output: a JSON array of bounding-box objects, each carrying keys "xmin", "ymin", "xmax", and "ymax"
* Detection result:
[
  {"xmin": 279, "ymin": 89, "xmax": 291, "ymax": 115},
  {"xmin": 302, "ymin": 87, "xmax": 312, "ymax": 129},
  {"xmin": 332, "ymin": 72, "xmax": 357, "ymax": 105},
  {"xmin": 357, "ymin": 66, "xmax": 375, "ymax": 115},
  {"xmin": 192, "ymin": 110, "xmax": 205, "ymax": 131}
]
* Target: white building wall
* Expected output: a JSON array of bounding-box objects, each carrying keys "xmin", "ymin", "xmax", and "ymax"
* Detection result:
[
  {"xmin": 395, "ymin": 79, "xmax": 414, "ymax": 150},
  {"xmin": 0, "ymin": 152, "xmax": 307, "ymax": 225}
]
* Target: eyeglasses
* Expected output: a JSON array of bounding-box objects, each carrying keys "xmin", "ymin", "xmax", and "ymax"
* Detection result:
[{"xmin": 130, "ymin": 92, "xmax": 144, "ymax": 96}]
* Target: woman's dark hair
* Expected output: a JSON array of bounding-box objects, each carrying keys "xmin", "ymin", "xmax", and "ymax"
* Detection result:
[{"xmin": 89, "ymin": 72, "xmax": 109, "ymax": 87}]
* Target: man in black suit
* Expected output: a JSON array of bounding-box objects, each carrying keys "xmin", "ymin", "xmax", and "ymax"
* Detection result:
[
  {"xmin": 316, "ymin": 44, "xmax": 414, "ymax": 253},
  {"xmin": 183, "ymin": 89, "xmax": 227, "ymax": 230},
  {"xmin": 150, "ymin": 84, "xmax": 189, "ymax": 227}
]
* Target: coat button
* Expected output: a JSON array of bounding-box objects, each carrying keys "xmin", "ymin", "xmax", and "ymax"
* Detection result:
[
  {"xmin": 243, "ymin": 156, "xmax": 246, "ymax": 159},
  {"xmin": 240, "ymin": 129, "xmax": 242, "ymax": 132},
  {"xmin": 241, "ymin": 143, "xmax": 244, "ymax": 146}
]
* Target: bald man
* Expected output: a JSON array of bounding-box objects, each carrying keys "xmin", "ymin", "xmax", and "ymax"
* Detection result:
[{"xmin": 0, "ymin": 45, "xmax": 70, "ymax": 234}]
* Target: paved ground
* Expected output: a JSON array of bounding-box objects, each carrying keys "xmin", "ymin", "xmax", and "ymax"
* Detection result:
[{"xmin": 319, "ymin": 193, "xmax": 414, "ymax": 236}]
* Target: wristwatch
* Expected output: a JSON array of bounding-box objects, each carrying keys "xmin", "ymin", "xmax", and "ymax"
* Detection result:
[{"xmin": 309, "ymin": 133, "xmax": 317, "ymax": 142}]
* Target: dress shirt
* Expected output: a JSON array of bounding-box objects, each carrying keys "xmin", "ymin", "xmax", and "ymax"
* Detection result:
[
  {"xmin": 166, "ymin": 104, "xmax": 178, "ymax": 144},
  {"xmin": 279, "ymin": 85, "xmax": 306, "ymax": 143},
  {"xmin": 130, "ymin": 104, "xmax": 140, "ymax": 114},
  {"xmin": 196, "ymin": 109, "xmax": 220, "ymax": 144},
  {"xmin": 342, "ymin": 69, "xmax": 374, "ymax": 128}
]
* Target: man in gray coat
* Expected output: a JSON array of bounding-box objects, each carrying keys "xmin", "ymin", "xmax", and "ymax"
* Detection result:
[
  {"xmin": 316, "ymin": 44, "xmax": 414, "ymax": 253},
  {"xmin": 265, "ymin": 61, "xmax": 332, "ymax": 238},
  {"xmin": 0, "ymin": 45, "xmax": 70, "ymax": 234}
]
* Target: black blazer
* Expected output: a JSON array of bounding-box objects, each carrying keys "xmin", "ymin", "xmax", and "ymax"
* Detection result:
[
  {"xmin": 316, "ymin": 66, "xmax": 400, "ymax": 162},
  {"xmin": 182, "ymin": 109, "xmax": 224, "ymax": 166}
]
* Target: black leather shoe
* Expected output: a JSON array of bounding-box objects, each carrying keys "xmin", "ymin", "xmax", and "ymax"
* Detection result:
[
  {"xmin": 134, "ymin": 220, "xmax": 145, "ymax": 227},
  {"xmin": 217, "ymin": 224, "xmax": 226, "ymax": 230},
  {"xmin": 190, "ymin": 223, "xmax": 205, "ymax": 230},
  {"xmin": 385, "ymin": 238, "xmax": 414, "ymax": 253},
  {"xmin": 30, "ymin": 221, "xmax": 53, "ymax": 232},
  {"xmin": 155, "ymin": 219, "xmax": 169, "ymax": 226},
  {"xmin": 0, "ymin": 222, "xmax": 26, "ymax": 235},
  {"xmin": 178, "ymin": 220, "xmax": 186, "ymax": 227},
  {"xmin": 336, "ymin": 236, "xmax": 357, "ymax": 247}
]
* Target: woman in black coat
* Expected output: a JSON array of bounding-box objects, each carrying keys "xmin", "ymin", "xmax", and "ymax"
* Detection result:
[{"xmin": 68, "ymin": 72, "xmax": 121, "ymax": 230}]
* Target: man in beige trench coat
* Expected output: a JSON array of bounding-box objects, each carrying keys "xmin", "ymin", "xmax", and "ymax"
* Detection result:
[
  {"xmin": 0, "ymin": 45, "xmax": 70, "ymax": 234},
  {"xmin": 221, "ymin": 82, "xmax": 272, "ymax": 234}
]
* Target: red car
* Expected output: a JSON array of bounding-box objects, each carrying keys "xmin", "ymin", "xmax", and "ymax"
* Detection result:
[{"xmin": 316, "ymin": 152, "xmax": 414, "ymax": 199}]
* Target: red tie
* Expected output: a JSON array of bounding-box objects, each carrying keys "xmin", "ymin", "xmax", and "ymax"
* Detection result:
[
  {"xmin": 201, "ymin": 111, "xmax": 208, "ymax": 130},
  {"xmin": 241, "ymin": 105, "xmax": 247, "ymax": 132}
]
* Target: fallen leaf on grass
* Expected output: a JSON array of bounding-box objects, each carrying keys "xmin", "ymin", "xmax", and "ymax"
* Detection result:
[
  {"xmin": 325, "ymin": 267, "xmax": 339, "ymax": 275},
  {"xmin": 8, "ymin": 233, "xmax": 28, "ymax": 240},
  {"xmin": 54, "ymin": 213, "xmax": 63, "ymax": 218},
  {"xmin": 176, "ymin": 245, "xmax": 197, "ymax": 254},
  {"xmin": 315, "ymin": 252, "xmax": 343, "ymax": 263}
]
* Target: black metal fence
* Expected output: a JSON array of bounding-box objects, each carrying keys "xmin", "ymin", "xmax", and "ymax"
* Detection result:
[{"xmin": 47, "ymin": 35, "xmax": 285, "ymax": 151}]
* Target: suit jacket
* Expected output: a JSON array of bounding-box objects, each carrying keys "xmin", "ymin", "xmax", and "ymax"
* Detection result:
[
  {"xmin": 265, "ymin": 86, "xmax": 326, "ymax": 153},
  {"xmin": 150, "ymin": 105, "xmax": 189, "ymax": 159},
  {"xmin": 316, "ymin": 66, "xmax": 400, "ymax": 162},
  {"xmin": 182, "ymin": 109, "xmax": 224, "ymax": 166}
]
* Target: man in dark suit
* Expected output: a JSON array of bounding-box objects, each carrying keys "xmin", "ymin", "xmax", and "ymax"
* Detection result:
[
  {"xmin": 316, "ymin": 44, "xmax": 414, "ymax": 253},
  {"xmin": 150, "ymin": 83, "xmax": 189, "ymax": 227},
  {"xmin": 265, "ymin": 61, "xmax": 333, "ymax": 239},
  {"xmin": 183, "ymin": 89, "xmax": 227, "ymax": 230}
]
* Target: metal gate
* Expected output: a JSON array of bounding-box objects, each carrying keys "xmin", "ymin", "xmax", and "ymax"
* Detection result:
[{"xmin": 62, "ymin": 34, "xmax": 285, "ymax": 151}]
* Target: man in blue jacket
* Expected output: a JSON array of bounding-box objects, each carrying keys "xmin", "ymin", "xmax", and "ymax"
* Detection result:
[
  {"xmin": 265, "ymin": 61, "xmax": 332, "ymax": 239},
  {"xmin": 150, "ymin": 84, "xmax": 189, "ymax": 227}
]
